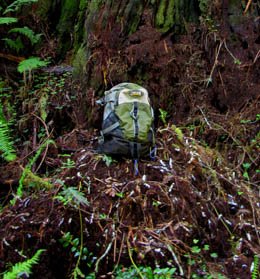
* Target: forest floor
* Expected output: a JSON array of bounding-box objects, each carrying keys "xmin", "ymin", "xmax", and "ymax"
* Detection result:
[{"xmin": 0, "ymin": 9, "xmax": 260, "ymax": 279}]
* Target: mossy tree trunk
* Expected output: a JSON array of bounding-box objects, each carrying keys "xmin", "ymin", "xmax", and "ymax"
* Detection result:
[
  {"xmin": 36, "ymin": 0, "xmax": 259, "ymax": 125},
  {"xmin": 72, "ymin": 0, "xmax": 200, "ymax": 85}
]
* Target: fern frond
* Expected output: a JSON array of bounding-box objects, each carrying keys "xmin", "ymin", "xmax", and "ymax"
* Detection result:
[
  {"xmin": 57, "ymin": 187, "xmax": 89, "ymax": 207},
  {"xmin": 0, "ymin": 17, "xmax": 18, "ymax": 25},
  {"xmin": 4, "ymin": 0, "xmax": 39, "ymax": 14},
  {"xmin": 17, "ymin": 57, "xmax": 49, "ymax": 73},
  {"xmin": 3, "ymin": 249, "xmax": 45, "ymax": 279},
  {"xmin": 0, "ymin": 104, "xmax": 16, "ymax": 162},
  {"xmin": 252, "ymin": 255, "xmax": 259, "ymax": 279},
  {"xmin": 2, "ymin": 37, "xmax": 24, "ymax": 52},
  {"xmin": 9, "ymin": 26, "xmax": 42, "ymax": 45},
  {"xmin": 17, "ymin": 139, "xmax": 55, "ymax": 197}
]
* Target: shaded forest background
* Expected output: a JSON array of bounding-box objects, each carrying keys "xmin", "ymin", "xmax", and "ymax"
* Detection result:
[{"xmin": 0, "ymin": 0, "xmax": 259, "ymax": 278}]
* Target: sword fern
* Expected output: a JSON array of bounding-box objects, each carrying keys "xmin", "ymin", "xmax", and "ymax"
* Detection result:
[
  {"xmin": 2, "ymin": 249, "xmax": 45, "ymax": 279},
  {"xmin": 0, "ymin": 103, "xmax": 16, "ymax": 162}
]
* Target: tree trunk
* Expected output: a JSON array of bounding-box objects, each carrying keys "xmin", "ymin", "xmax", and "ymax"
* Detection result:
[{"xmin": 35, "ymin": 0, "xmax": 260, "ymax": 125}]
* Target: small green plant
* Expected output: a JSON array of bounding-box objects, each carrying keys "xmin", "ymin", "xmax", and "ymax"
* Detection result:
[
  {"xmin": 251, "ymin": 255, "xmax": 259, "ymax": 279},
  {"xmin": 159, "ymin": 108, "xmax": 168, "ymax": 126},
  {"xmin": 57, "ymin": 181, "xmax": 94, "ymax": 279},
  {"xmin": 185, "ymin": 240, "xmax": 220, "ymax": 278},
  {"xmin": 0, "ymin": 103, "xmax": 17, "ymax": 161},
  {"xmin": 2, "ymin": 249, "xmax": 45, "ymax": 279},
  {"xmin": 59, "ymin": 232, "xmax": 93, "ymax": 263},
  {"xmin": 17, "ymin": 139, "xmax": 55, "ymax": 197},
  {"xmin": 55, "ymin": 186, "xmax": 89, "ymax": 207},
  {"xmin": 1, "ymin": 0, "xmax": 40, "ymax": 53},
  {"xmin": 60, "ymin": 157, "xmax": 76, "ymax": 169},
  {"xmin": 242, "ymin": 162, "xmax": 251, "ymax": 181},
  {"xmin": 102, "ymin": 154, "xmax": 116, "ymax": 167},
  {"xmin": 114, "ymin": 265, "xmax": 177, "ymax": 279},
  {"xmin": 18, "ymin": 57, "xmax": 49, "ymax": 85}
]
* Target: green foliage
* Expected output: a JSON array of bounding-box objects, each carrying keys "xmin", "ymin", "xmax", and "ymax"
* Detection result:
[
  {"xmin": 60, "ymin": 155, "xmax": 75, "ymax": 169},
  {"xmin": 17, "ymin": 57, "xmax": 49, "ymax": 73},
  {"xmin": 55, "ymin": 186, "xmax": 89, "ymax": 207},
  {"xmin": 17, "ymin": 139, "xmax": 55, "ymax": 197},
  {"xmin": 3, "ymin": 0, "xmax": 39, "ymax": 14},
  {"xmin": 159, "ymin": 108, "xmax": 168, "ymax": 126},
  {"xmin": 2, "ymin": 249, "xmax": 45, "ymax": 279},
  {"xmin": 2, "ymin": 37, "xmax": 23, "ymax": 52},
  {"xmin": 242, "ymin": 162, "xmax": 251, "ymax": 181},
  {"xmin": 102, "ymin": 154, "xmax": 115, "ymax": 167},
  {"xmin": 9, "ymin": 26, "xmax": 42, "ymax": 45},
  {"xmin": 115, "ymin": 265, "xmax": 177, "ymax": 279},
  {"xmin": 171, "ymin": 124, "xmax": 184, "ymax": 142},
  {"xmin": 251, "ymin": 255, "xmax": 259, "ymax": 279},
  {"xmin": 198, "ymin": 0, "xmax": 210, "ymax": 16},
  {"xmin": 0, "ymin": 17, "xmax": 18, "ymax": 24},
  {"xmin": 59, "ymin": 232, "xmax": 92, "ymax": 262},
  {"xmin": 0, "ymin": 104, "xmax": 17, "ymax": 162},
  {"xmin": 0, "ymin": 0, "xmax": 43, "ymax": 66}
]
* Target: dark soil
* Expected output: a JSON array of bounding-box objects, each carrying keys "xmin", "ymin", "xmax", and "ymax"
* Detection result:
[{"xmin": 0, "ymin": 5, "xmax": 259, "ymax": 279}]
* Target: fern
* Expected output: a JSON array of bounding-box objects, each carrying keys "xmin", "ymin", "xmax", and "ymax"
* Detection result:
[
  {"xmin": 2, "ymin": 37, "xmax": 24, "ymax": 52},
  {"xmin": 0, "ymin": 17, "xmax": 18, "ymax": 24},
  {"xmin": 17, "ymin": 139, "xmax": 55, "ymax": 197},
  {"xmin": 0, "ymin": 104, "xmax": 16, "ymax": 162},
  {"xmin": 3, "ymin": 0, "xmax": 39, "ymax": 14},
  {"xmin": 3, "ymin": 249, "xmax": 45, "ymax": 279},
  {"xmin": 17, "ymin": 57, "xmax": 49, "ymax": 73},
  {"xmin": 9, "ymin": 26, "xmax": 42, "ymax": 45},
  {"xmin": 251, "ymin": 255, "xmax": 259, "ymax": 279},
  {"xmin": 56, "ymin": 187, "xmax": 89, "ymax": 207}
]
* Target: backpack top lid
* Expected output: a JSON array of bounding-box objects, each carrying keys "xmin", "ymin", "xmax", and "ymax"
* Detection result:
[{"xmin": 104, "ymin": 82, "xmax": 150, "ymax": 105}]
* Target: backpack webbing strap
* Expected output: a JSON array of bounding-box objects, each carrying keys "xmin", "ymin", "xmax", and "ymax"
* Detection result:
[{"xmin": 102, "ymin": 122, "xmax": 120, "ymax": 135}]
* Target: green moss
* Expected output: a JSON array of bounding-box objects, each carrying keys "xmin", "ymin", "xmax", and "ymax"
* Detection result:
[
  {"xmin": 124, "ymin": 0, "xmax": 144, "ymax": 34},
  {"xmin": 72, "ymin": 46, "xmax": 87, "ymax": 78},
  {"xmin": 165, "ymin": 0, "xmax": 175, "ymax": 31},
  {"xmin": 155, "ymin": 0, "xmax": 167, "ymax": 28},
  {"xmin": 155, "ymin": 0, "xmax": 179, "ymax": 33},
  {"xmin": 36, "ymin": 0, "xmax": 52, "ymax": 20},
  {"xmin": 57, "ymin": 0, "xmax": 79, "ymax": 35},
  {"xmin": 73, "ymin": 0, "xmax": 88, "ymax": 52},
  {"xmin": 198, "ymin": 0, "xmax": 209, "ymax": 16}
]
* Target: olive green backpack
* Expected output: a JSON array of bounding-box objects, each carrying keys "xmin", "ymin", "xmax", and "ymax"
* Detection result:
[{"xmin": 98, "ymin": 83, "xmax": 155, "ymax": 162}]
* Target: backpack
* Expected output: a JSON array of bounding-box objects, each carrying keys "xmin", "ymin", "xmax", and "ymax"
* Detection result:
[{"xmin": 97, "ymin": 82, "xmax": 155, "ymax": 160}]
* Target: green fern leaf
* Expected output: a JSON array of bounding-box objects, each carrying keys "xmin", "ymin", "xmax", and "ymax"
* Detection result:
[
  {"xmin": 2, "ymin": 37, "xmax": 24, "ymax": 52},
  {"xmin": 0, "ymin": 17, "xmax": 18, "ymax": 25},
  {"xmin": 0, "ymin": 105, "xmax": 16, "ymax": 162},
  {"xmin": 17, "ymin": 57, "xmax": 49, "ymax": 73},
  {"xmin": 4, "ymin": 0, "xmax": 39, "ymax": 14},
  {"xmin": 57, "ymin": 187, "xmax": 89, "ymax": 207},
  {"xmin": 252, "ymin": 255, "xmax": 259, "ymax": 279},
  {"xmin": 9, "ymin": 26, "xmax": 42, "ymax": 45},
  {"xmin": 3, "ymin": 249, "xmax": 45, "ymax": 279}
]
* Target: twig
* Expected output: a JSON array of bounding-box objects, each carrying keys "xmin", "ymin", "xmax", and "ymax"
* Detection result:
[
  {"xmin": 205, "ymin": 40, "xmax": 224, "ymax": 87},
  {"xmin": 166, "ymin": 244, "xmax": 184, "ymax": 276},
  {"xmin": 95, "ymin": 236, "xmax": 114, "ymax": 273},
  {"xmin": 31, "ymin": 113, "xmax": 51, "ymax": 173},
  {"xmin": 126, "ymin": 238, "xmax": 145, "ymax": 279},
  {"xmin": 253, "ymin": 49, "xmax": 260, "ymax": 64},
  {"xmin": 198, "ymin": 107, "xmax": 212, "ymax": 128},
  {"xmin": 243, "ymin": 0, "xmax": 253, "ymax": 14}
]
